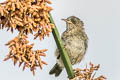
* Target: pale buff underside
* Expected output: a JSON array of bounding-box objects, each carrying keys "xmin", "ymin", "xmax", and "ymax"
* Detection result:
[{"xmin": 55, "ymin": 35, "xmax": 86, "ymax": 68}]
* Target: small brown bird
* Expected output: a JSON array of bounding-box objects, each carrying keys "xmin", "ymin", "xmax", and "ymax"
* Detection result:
[{"xmin": 49, "ymin": 16, "xmax": 88, "ymax": 77}]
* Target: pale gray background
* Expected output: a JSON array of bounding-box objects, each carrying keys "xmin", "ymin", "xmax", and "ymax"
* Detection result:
[{"xmin": 0, "ymin": 0, "xmax": 120, "ymax": 80}]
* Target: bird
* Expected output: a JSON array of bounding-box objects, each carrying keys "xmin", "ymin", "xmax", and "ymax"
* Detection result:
[{"xmin": 49, "ymin": 16, "xmax": 88, "ymax": 77}]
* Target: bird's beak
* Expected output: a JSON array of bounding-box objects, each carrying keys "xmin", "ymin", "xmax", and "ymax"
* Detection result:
[
  {"xmin": 61, "ymin": 19, "xmax": 67, "ymax": 22},
  {"xmin": 61, "ymin": 19, "xmax": 72, "ymax": 24}
]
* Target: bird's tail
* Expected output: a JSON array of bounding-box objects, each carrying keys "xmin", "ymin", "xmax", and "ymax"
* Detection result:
[{"xmin": 49, "ymin": 63, "xmax": 63, "ymax": 77}]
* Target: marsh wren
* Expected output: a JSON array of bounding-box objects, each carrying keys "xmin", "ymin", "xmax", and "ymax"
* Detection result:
[{"xmin": 49, "ymin": 16, "xmax": 88, "ymax": 77}]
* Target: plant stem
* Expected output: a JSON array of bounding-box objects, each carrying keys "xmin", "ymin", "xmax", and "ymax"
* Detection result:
[{"xmin": 49, "ymin": 13, "xmax": 74, "ymax": 79}]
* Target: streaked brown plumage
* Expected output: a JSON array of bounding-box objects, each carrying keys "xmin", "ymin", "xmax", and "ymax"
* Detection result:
[{"xmin": 49, "ymin": 16, "xmax": 88, "ymax": 77}]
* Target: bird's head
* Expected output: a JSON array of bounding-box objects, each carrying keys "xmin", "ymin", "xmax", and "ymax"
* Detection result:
[{"xmin": 62, "ymin": 16, "xmax": 84, "ymax": 30}]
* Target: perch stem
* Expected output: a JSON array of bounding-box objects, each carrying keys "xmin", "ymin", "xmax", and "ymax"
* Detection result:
[{"xmin": 49, "ymin": 13, "xmax": 74, "ymax": 79}]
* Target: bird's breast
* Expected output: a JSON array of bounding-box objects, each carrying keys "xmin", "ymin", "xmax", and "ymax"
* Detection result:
[{"xmin": 62, "ymin": 36, "xmax": 86, "ymax": 64}]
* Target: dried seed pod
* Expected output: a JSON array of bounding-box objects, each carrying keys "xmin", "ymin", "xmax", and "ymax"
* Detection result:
[
  {"xmin": 0, "ymin": 0, "xmax": 54, "ymax": 40},
  {"xmin": 45, "ymin": 0, "xmax": 52, "ymax": 4},
  {"xmin": 72, "ymin": 63, "xmax": 106, "ymax": 80},
  {"xmin": 4, "ymin": 33, "xmax": 48, "ymax": 75}
]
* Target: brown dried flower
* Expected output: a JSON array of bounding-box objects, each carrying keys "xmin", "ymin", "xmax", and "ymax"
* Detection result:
[
  {"xmin": 4, "ymin": 34, "xmax": 48, "ymax": 75},
  {"xmin": 0, "ymin": 0, "xmax": 54, "ymax": 40},
  {"xmin": 72, "ymin": 62, "xmax": 107, "ymax": 80}
]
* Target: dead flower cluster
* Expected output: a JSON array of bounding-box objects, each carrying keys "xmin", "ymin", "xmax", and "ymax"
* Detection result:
[
  {"xmin": 72, "ymin": 62, "xmax": 107, "ymax": 80},
  {"xmin": 4, "ymin": 34, "xmax": 48, "ymax": 75},
  {"xmin": 0, "ymin": 0, "xmax": 54, "ymax": 40}
]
